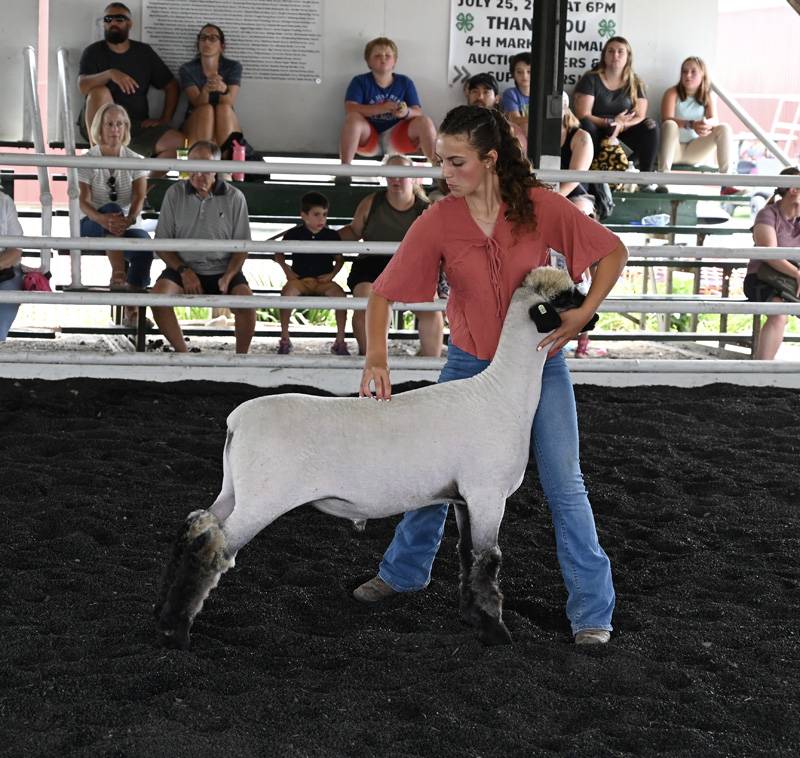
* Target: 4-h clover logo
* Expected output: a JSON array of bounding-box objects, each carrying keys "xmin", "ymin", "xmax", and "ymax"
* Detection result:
[
  {"xmin": 456, "ymin": 12, "xmax": 474, "ymax": 32},
  {"xmin": 598, "ymin": 19, "xmax": 616, "ymax": 38}
]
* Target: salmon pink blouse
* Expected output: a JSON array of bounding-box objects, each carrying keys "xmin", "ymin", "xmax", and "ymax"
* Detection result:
[{"xmin": 372, "ymin": 187, "xmax": 620, "ymax": 359}]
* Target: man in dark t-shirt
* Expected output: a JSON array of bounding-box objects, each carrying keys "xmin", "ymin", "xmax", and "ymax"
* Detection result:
[{"xmin": 78, "ymin": 2, "xmax": 185, "ymax": 157}]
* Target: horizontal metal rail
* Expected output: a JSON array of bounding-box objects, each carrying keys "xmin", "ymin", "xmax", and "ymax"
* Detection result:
[
  {"xmin": 2, "ymin": 152, "xmax": 800, "ymax": 188},
  {"xmin": 0, "ymin": 351, "xmax": 796, "ymax": 375},
  {"xmin": 3, "ymin": 236, "xmax": 799, "ymax": 259},
  {"xmin": 1, "ymin": 291, "xmax": 798, "ymax": 316}
]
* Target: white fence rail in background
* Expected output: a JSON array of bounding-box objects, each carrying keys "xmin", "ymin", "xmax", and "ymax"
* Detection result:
[
  {"xmin": 2, "ymin": 152, "xmax": 800, "ymax": 188},
  {"xmin": 21, "ymin": 48, "xmax": 52, "ymax": 273}
]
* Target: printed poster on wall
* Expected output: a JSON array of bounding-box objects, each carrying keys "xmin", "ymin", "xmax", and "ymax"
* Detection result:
[
  {"xmin": 142, "ymin": 0, "xmax": 323, "ymax": 83},
  {"xmin": 448, "ymin": 0, "xmax": 622, "ymax": 91}
]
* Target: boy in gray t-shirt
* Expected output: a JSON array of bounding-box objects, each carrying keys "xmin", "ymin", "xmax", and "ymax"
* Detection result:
[{"xmin": 151, "ymin": 140, "xmax": 255, "ymax": 354}]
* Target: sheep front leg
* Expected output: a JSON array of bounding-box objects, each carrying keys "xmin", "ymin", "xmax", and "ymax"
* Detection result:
[
  {"xmin": 453, "ymin": 504, "xmax": 479, "ymax": 627},
  {"xmin": 467, "ymin": 500, "xmax": 512, "ymax": 646},
  {"xmin": 155, "ymin": 509, "xmax": 234, "ymax": 650}
]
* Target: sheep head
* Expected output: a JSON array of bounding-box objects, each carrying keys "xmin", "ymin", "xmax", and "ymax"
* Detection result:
[{"xmin": 522, "ymin": 267, "xmax": 599, "ymax": 333}]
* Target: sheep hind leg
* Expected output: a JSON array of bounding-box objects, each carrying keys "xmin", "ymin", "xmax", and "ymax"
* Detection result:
[
  {"xmin": 470, "ymin": 546, "xmax": 512, "ymax": 646},
  {"xmin": 453, "ymin": 504, "xmax": 479, "ymax": 627},
  {"xmin": 155, "ymin": 509, "xmax": 234, "ymax": 650}
]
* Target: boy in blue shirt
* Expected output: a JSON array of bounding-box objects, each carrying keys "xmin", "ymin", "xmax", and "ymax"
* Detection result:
[
  {"xmin": 502, "ymin": 52, "xmax": 531, "ymax": 136},
  {"xmin": 274, "ymin": 192, "xmax": 349, "ymax": 355},
  {"xmin": 340, "ymin": 37, "xmax": 436, "ymax": 166}
]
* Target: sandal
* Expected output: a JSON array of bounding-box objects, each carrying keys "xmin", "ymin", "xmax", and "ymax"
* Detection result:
[{"xmin": 110, "ymin": 270, "xmax": 128, "ymax": 291}]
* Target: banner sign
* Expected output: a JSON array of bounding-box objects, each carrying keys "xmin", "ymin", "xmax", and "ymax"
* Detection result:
[
  {"xmin": 448, "ymin": 0, "xmax": 622, "ymax": 90},
  {"xmin": 142, "ymin": 0, "xmax": 323, "ymax": 83}
]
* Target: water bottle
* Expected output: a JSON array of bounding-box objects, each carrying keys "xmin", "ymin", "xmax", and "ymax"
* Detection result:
[
  {"xmin": 177, "ymin": 139, "xmax": 189, "ymax": 178},
  {"xmin": 232, "ymin": 140, "xmax": 245, "ymax": 182}
]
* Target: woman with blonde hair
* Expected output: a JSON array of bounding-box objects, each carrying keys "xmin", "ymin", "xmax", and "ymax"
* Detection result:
[
  {"xmin": 573, "ymin": 36, "xmax": 661, "ymax": 190},
  {"xmin": 78, "ymin": 102, "xmax": 152, "ymax": 325},
  {"xmin": 339, "ymin": 153, "xmax": 443, "ymax": 357},
  {"xmin": 659, "ymin": 57, "xmax": 735, "ymax": 189}
]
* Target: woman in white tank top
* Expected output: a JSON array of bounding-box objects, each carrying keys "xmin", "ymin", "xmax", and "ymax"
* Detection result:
[{"xmin": 658, "ymin": 56, "xmax": 736, "ymax": 191}]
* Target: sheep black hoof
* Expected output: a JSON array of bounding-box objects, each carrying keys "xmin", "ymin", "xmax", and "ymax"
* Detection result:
[
  {"xmin": 460, "ymin": 602, "xmax": 481, "ymax": 628},
  {"xmin": 158, "ymin": 624, "xmax": 191, "ymax": 650},
  {"xmin": 477, "ymin": 618, "xmax": 513, "ymax": 646}
]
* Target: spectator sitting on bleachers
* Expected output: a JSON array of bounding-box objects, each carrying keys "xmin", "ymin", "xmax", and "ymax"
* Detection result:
[
  {"xmin": 78, "ymin": 2, "xmax": 185, "ymax": 159},
  {"xmin": 78, "ymin": 102, "xmax": 153, "ymax": 327},
  {"xmin": 179, "ymin": 24, "xmax": 242, "ymax": 148},
  {"xmin": 339, "ymin": 154, "xmax": 443, "ymax": 357},
  {"xmin": 744, "ymin": 167, "xmax": 800, "ymax": 360},
  {"xmin": 465, "ymin": 72, "xmax": 527, "ymax": 152},
  {"xmin": 339, "ymin": 37, "xmax": 436, "ymax": 167},
  {"xmin": 0, "ymin": 192, "xmax": 24, "ymax": 342},
  {"xmin": 559, "ymin": 92, "xmax": 595, "ymax": 217},
  {"xmin": 150, "ymin": 140, "xmax": 255, "ymax": 354},
  {"xmin": 501, "ymin": 53, "xmax": 531, "ymax": 136},
  {"xmin": 274, "ymin": 192, "xmax": 349, "ymax": 356},
  {"xmin": 659, "ymin": 57, "xmax": 736, "ymax": 192},
  {"xmin": 573, "ymin": 36, "xmax": 662, "ymax": 191}
]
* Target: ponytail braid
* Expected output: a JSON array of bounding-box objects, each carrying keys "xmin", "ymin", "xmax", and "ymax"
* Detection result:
[{"xmin": 439, "ymin": 105, "xmax": 544, "ymax": 234}]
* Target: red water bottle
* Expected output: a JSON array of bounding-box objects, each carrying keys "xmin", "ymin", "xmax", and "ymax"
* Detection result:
[{"xmin": 232, "ymin": 140, "xmax": 245, "ymax": 182}]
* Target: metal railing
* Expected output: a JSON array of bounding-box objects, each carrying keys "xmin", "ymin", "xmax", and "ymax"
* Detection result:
[
  {"xmin": 2, "ymin": 151, "xmax": 799, "ymax": 375},
  {"xmin": 712, "ymin": 82, "xmax": 794, "ymax": 168},
  {"xmin": 56, "ymin": 47, "xmax": 83, "ymax": 286},
  {"xmin": 21, "ymin": 47, "xmax": 52, "ymax": 272}
]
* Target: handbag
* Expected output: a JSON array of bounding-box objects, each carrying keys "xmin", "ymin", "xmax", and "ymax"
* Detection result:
[
  {"xmin": 755, "ymin": 263, "xmax": 800, "ymax": 303},
  {"xmin": 0, "ymin": 266, "xmax": 15, "ymax": 282},
  {"xmin": 590, "ymin": 139, "xmax": 629, "ymax": 190}
]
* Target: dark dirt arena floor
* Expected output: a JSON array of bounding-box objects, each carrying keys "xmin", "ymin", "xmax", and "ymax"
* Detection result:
[{"xmin": 1, "ymin": 377, "xmax": 799, "ymax": 757}]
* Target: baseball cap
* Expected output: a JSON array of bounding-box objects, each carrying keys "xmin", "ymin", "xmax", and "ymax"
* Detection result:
[{"xmin": 467, "ymin": 73, "xmax": 499, "ymax": 94}]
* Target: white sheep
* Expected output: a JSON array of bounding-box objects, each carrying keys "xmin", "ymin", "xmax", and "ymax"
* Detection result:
[{"xmin": 155, "ymin": 267, "xmax": 586, "ymax": 649}]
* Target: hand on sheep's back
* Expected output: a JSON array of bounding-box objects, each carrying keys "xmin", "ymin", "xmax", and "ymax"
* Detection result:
[{"xmin": 360, "ymin": 360, "xmax": 392, "ymax": 400}]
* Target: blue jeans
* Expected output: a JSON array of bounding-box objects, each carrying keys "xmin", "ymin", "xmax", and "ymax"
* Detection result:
[
  {"xmin": 378, "ymin": 344, "xmax": 615, "ymax": 634},
  {"xmin": 0, "ymin": 268, "xmax": 22, "ymax": 341},
  {"xmin": 80, "ymin": 203, "xmax": 153, "ymax": 288}
]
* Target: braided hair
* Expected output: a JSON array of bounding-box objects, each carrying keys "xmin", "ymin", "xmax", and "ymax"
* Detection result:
[{"xmin": 438, "ymin": 105, "xmax": 543, "ymax": 234}]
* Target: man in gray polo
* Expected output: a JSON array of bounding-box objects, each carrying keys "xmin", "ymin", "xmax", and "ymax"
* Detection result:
[{"xmin": 151, "ymin": 140, "xmax": 255, "ymax": 353}]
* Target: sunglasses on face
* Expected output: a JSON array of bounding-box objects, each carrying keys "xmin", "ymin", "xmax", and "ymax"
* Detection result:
[
  {"xmin": 199, "ymin": 34, "xmax": 221, "ymax": 42},
  {"xmin": 103, "ymin": 14, "xmax": 130, "ymax": 23},
  {"xmin": 106, "ymin": 173, "xmax": 117, "ymax": 202}
]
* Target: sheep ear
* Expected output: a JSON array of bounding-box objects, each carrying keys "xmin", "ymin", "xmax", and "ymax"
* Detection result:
[{"xmin": 529, "ymin": 302, "xmax": 562, "ymax": 331}]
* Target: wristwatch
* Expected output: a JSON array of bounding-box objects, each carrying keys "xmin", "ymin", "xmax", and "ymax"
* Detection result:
[{"xmin": 176, "ymin": 264, "xmax": 190, "ymax": 275}]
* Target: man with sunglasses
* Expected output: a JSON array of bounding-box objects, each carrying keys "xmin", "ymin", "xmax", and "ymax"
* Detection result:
[
  {"xmin": 78, "ymin": 3, "xmax": 185, "ymax": 158},
  {"xmin": 150, "ymin": 141, "xmax": 255, "ymax": 354}
]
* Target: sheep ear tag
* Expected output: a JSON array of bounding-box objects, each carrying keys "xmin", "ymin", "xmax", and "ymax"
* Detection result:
[{"xmin": 529, "ymin": 302, "xmax": 562, "ymax": 331}]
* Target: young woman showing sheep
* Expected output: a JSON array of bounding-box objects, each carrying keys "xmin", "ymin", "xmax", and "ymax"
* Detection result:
[{"xmin": 356, "ymin": 105, "xmax": 628, "ymax": 646}]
